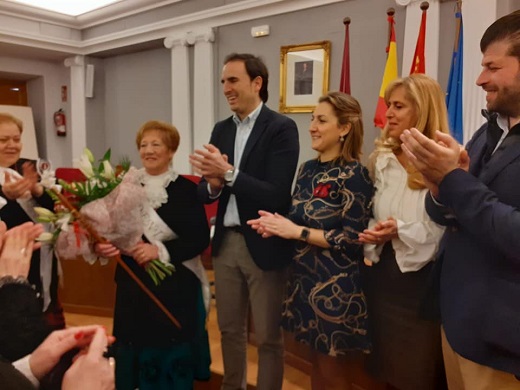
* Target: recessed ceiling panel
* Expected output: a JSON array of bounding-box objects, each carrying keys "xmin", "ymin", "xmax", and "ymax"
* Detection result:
[{"xmin": 6, "ymin": 0, "xmax": 123, "ymax": 16}]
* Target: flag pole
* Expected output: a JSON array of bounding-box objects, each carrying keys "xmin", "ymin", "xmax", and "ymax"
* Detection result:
[
  {"xmin": 340, "ymin": 17, "xmax": 351, "ymax": 94},
  {"xmin": 374, "ymin": 8, "xmax": 399, "ymax": 128},
  {"xmin": 447, "ymin": 0, "xmax": 464, "ymax": 142},
  {"xmin": 454, "ymin": 1, "xmax": 462, "ymax": 53},
  {"xmin": 387, "ymin": 7, "xmax": 395, "ymax": 49},
  {"xmin": 410, "ymin": 2, "xmax": 429, "ymax": 74}
]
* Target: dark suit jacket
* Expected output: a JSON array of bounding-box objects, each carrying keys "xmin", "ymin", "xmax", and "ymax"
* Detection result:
[
  {"xmin": 197, "ymin": 105, "xmax": 299, "ymax": 270},
  {"xmin": 426, "ymin": 112, "xmax": 520, "ymax": 376},
  {"xmin": 0, "ymin": 357, "xmax": 36, "ymax": 390}
]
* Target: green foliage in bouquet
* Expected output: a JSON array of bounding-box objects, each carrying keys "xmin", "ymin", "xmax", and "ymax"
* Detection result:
[{"xmin": 50, "ymin": 148, "xmax": 131, "ymax": 208}]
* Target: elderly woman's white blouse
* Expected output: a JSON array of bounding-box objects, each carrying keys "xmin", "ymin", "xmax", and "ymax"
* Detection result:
[{"xmin": 364, "ymin": 151, "xmax": 445, "ymax": 273}]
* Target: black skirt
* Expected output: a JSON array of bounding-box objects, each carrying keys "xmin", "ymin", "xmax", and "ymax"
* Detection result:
[{"xmin": 361, "ymin": 242, "xmax": 447, "ymax": 390}]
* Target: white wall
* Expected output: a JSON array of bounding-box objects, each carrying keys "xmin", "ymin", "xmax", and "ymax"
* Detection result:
[
  {"xmin": 216, "ymin": 0, "xmax": 406, "ymax": 166},
  {"xmin": 85, "ymin": 57, "xmax": 107, "ymax": 160},
  {"xmin": 103, "ymin": 48, "xmax": 171, "ymax": 168}
]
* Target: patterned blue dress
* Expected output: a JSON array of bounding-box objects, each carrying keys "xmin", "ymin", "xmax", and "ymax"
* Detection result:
[{"xmin": 281, "ymin": 159, "xmax": 374, "ymax": 356}]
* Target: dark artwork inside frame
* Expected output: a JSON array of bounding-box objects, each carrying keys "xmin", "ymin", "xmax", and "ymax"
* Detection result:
[{"xmin": 294, "ymin": 61, "xmax": 313, "ymax": 95}]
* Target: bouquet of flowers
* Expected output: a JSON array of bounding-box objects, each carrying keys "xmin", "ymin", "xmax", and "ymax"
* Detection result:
[{"xmin": 36, "ymin": 148, "xmax": 174, "ymax": 285}]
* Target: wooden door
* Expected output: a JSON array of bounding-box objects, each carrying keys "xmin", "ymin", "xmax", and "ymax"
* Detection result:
[{"xmin": 0, "ymin": 80, "xmax": 28, "ymax": 106}]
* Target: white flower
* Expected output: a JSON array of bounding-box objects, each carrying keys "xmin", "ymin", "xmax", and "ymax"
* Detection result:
[
  {"xmin": 73, "ymin": 154, "xmax": 95, "ymax": 178},
  {"xmin": 34, "ymin": 207, "xmax": 56, "ymax": 222},
  {"xmin": 101, "ymin": 160, "xmax": 115, "ymax": 180},
  {"xmin": 36, "ymin": 232, "xmax": 54, "ymax": 243},
  {"xmin": 56, "ymin": 214, "xmax": 72, "ymax": 232},
  {"xmin": 40, "ymin": 171, "xmax": 56, "ymax": 189},
  {"xmin": 84, "ymin": 148, "xmax": 95, "ymax": 164}
]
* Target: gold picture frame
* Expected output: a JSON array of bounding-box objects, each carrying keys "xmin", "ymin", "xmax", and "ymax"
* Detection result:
[{"xmin": 279, "ymin": 41, "xmax": 331, "ymax": 113}]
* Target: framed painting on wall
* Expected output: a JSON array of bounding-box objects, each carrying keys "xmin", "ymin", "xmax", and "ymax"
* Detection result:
[{"xmin": 279, "ymin": 41, "xmax": 331, "ymax": 113}]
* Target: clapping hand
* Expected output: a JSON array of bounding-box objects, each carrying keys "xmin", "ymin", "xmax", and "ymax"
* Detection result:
[
  {"xmin": 190, "ymin": 144, "xmax": 231, "ymax": 192},
  {"xmin": 247, "ymin": 210, "xmax": 300, "ymax": 240},
  {"xmin": 0, "ymin": 221, "xmax": 44, "ymax": 278},
  {"xmin": 358, "ymin": 217, "xmax": 398, "ymax": 245},
  {"xmin": 29, "ymin": 325, "xmax": 114, "ymax": 382},
  {"xmin": 2, "ymin": 162, "xmax": 43, "ymax": 200},
  {"xmin": 22, "ymin": 162, "xmax": 44, "ymax": 197},
  {"xmin": 61, "ymin": 327, "xmax": 116, "ymax": 390}
]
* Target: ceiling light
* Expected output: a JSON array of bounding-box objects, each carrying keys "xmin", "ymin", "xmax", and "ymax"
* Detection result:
[{"xmin": 7, "ymin": 0, "xmax": 122, "ymax": 16}]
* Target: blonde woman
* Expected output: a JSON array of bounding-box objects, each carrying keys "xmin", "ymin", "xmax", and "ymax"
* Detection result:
[{"xmin": 358, "ymin": 74, "xmax": 448, "ymax": 390}]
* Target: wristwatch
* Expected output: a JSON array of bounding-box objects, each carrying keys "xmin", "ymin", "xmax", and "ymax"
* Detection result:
[
  {"xmin": 224, "ymin": 168, "xmax": 235, "ymax": 184},
  {"xmin": 299, "ymin": 227, "xmax": 310, "ymax": 242}
]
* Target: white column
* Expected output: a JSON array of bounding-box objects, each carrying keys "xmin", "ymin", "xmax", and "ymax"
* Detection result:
[
  {"xmin": 399, "ymin": 0, "xmax": 440, "ymax": 79},
  {"xmin": 192, "ymin": 28, "xmax": 215, "ymax": 158},
  {"xmin": 63, "ymin": 55, "xmax": 87, "ymax": 161},
  {"xmin": 462, "ymin": 0, "xmax": 497, "ymax": 143},
  {"xmin": 164, "ymin": 34, "xmax": 193, "ymax": 174}
]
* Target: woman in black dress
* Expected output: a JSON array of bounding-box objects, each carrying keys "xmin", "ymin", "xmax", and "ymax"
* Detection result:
[{"xmin": 96, "ymin": 120, "xmax": 211, "ymax": 390}]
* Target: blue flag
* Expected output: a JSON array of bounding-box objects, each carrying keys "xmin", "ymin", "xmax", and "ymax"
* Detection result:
[{"xmin": 447, "ymin": 11, "xmax": 463, "ymax": 143}]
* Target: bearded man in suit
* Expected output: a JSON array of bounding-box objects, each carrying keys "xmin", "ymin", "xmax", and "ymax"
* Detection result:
[{"xmin": 400, "ymin": 10, "xmax": 520, "ymax": 389}]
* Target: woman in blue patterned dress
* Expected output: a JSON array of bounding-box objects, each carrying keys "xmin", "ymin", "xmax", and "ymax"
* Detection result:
[{"xmin": 248, "ymin": 92, "xmax": 373, "ymax": 390}]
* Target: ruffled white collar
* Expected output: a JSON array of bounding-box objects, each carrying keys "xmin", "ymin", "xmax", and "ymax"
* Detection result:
[{"xmin": 136, "ymin": 167, "xmax": 179, "ymax": 209}]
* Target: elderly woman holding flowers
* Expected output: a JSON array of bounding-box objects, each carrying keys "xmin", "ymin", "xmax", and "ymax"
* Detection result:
[
  {"xmin": 0, "ymin": 112, "xmax": 64, "ymax": 330},
  {"xmin": 96, "ymin": 120, "xmax": 211, "ymax": 390}
]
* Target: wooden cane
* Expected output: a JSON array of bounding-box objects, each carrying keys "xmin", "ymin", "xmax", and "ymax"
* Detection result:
[{"xmin": 51, "ymin": 188, "xmax": 182, "ymax": 329}]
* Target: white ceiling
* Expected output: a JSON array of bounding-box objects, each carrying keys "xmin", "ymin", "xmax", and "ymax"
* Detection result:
[
  {"xmin": 0, "ymin": 0, "xmax": 346, "ymax": 62},
  {"xmin": 0, "ymin": 0, "xmax": 185, "ymax": 61},
  {"xmin": 0, "ymin": 0, "xmax": 184, "ymax": 28},
  {"xmin": 5, "ymin": 0, "xmax": 123, "ymax": 17}
]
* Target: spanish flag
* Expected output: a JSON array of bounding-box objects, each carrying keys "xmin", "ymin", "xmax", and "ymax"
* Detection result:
[{"xmin": 374, "ymin": 14, "xmax": 398, "ymax": 129}]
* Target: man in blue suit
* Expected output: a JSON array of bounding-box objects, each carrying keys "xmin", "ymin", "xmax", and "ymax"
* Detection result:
[
  {"xmin": 400, "ymin": 10, "xmax": 520, "ymax": 389},
  {"xmin": 190, "ymin": 53, "xmax": 299, "ymax": 390}
]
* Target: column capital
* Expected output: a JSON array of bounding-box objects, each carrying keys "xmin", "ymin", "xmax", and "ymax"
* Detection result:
[
  {"xmin": 164, "ymin": 28, "xmax": 215, "ymax": 49},
  {"xmin": 193, "ymin": 27, "xmax": 215, "ymax": 44},
  {"xmin": 64, "ymin": 55, "xmax": 85, "ymax": 67},
  {"xmin": 164, "ymin": 32, "xmax": 194, "ymax": 49}
]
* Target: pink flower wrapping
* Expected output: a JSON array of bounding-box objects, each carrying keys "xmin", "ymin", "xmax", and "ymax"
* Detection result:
[{"xmin": 55, "ymin": 168, "xmax": 147, "ymax": 263}]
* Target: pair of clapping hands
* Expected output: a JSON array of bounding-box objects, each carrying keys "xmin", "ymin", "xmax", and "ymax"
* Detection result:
[
  {"xmin": 0, "ymin": 221, "xmax": 115, "ymax": 389},
  {"xmin": 2, "ymin": 162, "xmax": 44, "ymax": 200},
  {"xmin": 247, "ymin": 209, "xmax": 398, "ymax": 246},
  {"xmin": 247, "ymin": 129, "xmax": 468, "ymax": 247},
  {"xmin": 30, "ymin": 325, "xmax": 115, "ymax": 390},
  {"xmin": 358, "ymin": 128, "xmax": 468, "ymax": 246}
]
